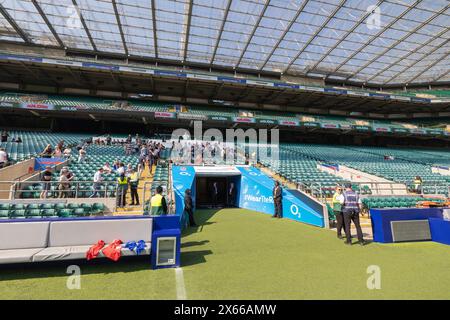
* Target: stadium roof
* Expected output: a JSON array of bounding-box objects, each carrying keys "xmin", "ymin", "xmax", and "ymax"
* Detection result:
[{"xmin": 0, "ymin": 0, "xmax": 448, "ymax": 86}]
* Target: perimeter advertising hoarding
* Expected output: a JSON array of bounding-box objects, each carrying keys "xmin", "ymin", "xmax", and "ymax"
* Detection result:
[{"xmin": 155, "ymin": 112, "xmax": 177, "ymax": 119}]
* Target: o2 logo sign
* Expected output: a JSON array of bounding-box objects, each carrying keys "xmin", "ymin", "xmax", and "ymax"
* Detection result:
[
  {"xmin": 290, "ymin": 204, "xmax": 300, "ymax": 218},
  {"xmin": 366, "ymin": 5, "xmax": 381, "ymax": 30}
]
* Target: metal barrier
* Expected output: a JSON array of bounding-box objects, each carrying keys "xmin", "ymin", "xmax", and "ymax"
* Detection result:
[{"xmin": 0, "ymin": 180, "xmax": 121, "ymax": 200}]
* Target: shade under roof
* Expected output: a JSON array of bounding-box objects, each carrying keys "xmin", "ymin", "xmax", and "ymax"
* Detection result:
[{"xmin": 0, "ymin": 0, "xmax": 448, "ymax": 85}]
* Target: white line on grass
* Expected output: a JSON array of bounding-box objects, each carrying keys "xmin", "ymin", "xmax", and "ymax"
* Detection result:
[{"xmin": 175, "ymin": 267, "xmax": 187, "ymax": 300}]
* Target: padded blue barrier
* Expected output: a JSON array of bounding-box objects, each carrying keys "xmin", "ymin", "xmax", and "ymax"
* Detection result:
[
  {"xmin": 237, "ymin": 166, "xmax": 325, "ymax": 227},
  {"xmin": 371, "ymin": 208, "xmax": 443, "ymax": 243},
  {"xmin": 172, "ymin": 166, "xmax": 196, "ymax": 216},
  {"xmin": 429, "ymin": 218, "xmax": 450, "ymax": 245}
]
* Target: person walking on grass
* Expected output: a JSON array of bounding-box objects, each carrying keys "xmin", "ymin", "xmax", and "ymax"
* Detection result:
[
  {"xmin": 332, "ymin": 186, "xmax": 346, "ymax": 239},
  {"xmin": 184, "ymin": 189, "xmax": 196, "ymax": 227},
  {"xmin": 342, "ymin": 183, "xmax": 366, "ymax": 246}
]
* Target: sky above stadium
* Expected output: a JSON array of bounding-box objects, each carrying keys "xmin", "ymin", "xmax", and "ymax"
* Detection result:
[{"xmin": 0, "ymin": 0, "xmax": 448, "ymax": 85}]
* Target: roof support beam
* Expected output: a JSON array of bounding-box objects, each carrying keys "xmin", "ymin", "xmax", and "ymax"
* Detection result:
[
  {"xmin": 259, "ymin": 0, "xmax": 310, "ymax": 71},
  {"xmin": 347, "ymin": 5, "xmax": 448, "ymax": 81},
  {"xmin": 112, "ymin": 0, "xmax": 128, "ymax": 56},
  {"xmin": 0, "ymin": 4, "xmax": 31, "ymax": 43},
  {"xmin": 31, "ymin": 0, "xmax": 65, "ymax": 48},
  {"xmin": 235, "ymin": 0, "xmax": 270, "ymax": 68},
  {"xmin": 182, "ymin": 0, "xmax": 194, "ymax": 62},
  {"xmin": 151, "ymin": 0, "xmax": 159, "ymax": 58},
  {"xmin": 329, "ymin": 0, "xmax": 420, "ymax": 77},
  {"xmin": 309, "ymin": 0, "xmax": 385, "ymax": 74},
  {"xmin": 210, "ymin": 0, "xmax": 233, "ymax": 65},
  {"xmin": 433, "ymin": 70, "xmax": 449, "ymax": 82},
  {"xmin": 71, "ymin": 0, "xmax": 98, "ymax": 52},
  {"xmin": 283, "ymin": 0, "xmax": 347, "ymax": 74}
]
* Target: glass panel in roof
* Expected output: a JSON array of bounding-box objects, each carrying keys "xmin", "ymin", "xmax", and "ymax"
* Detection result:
[
  {"xmin": 76, "ymin": 0, "xmax": 125, "ymax": 53},
  {"xmin": 116, "ymin": 0, "xmax": 156, "ymax": 57},
  {"xmin": 38, "ymin": 0, "xmax": 94, "ymax": 50},
  {"xmin": 2, "ymin": 0, "xmax": 58, "ymax": 46},
  {"xmin": 155, "ymin": 0, "xmax": 189, "ymax": 60}
]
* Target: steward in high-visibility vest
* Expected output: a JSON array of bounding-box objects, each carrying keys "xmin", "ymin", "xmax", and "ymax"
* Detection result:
[
  {"xmin": 332, "ymin": 186, "xmax": 345, "ymax": 239},
  {"xmin": 116, "ymin": 174, "xmax": 129, "ymax": 208},
  {"xmin": 150, "ymin": 186, "xmax": 167, "ymax": 215},
  {"xmin": 413, "ymin": 176, "xmax": 423, "ymax": 194}
]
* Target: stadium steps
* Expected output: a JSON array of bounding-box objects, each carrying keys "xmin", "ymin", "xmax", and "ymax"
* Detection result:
[{"xmin": 113, "ymin": 164, "xmax": 155, "ymax": 216}]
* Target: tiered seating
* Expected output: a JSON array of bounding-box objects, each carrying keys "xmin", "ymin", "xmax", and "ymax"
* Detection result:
[
  {"xmin": 279, "ymin": 143, "xmax": 449, "ymax": 196},
  {"xmin": 44, "ymin": 145, "xmax": 139, "ymax": 198},
  {"xmin": 0, "ymin": 202, "xmax": 105, "ymax": 219},
  {"xmin": 259, "ymin": 145, "xmax": 350, "ymax": 197},
  {"xmin": 362, "ymin": 197, "xmax": 446, "ymax": 209},
  {"xmin": 0, "ymin": 131, "xmax": 90, "ymax": 162}
]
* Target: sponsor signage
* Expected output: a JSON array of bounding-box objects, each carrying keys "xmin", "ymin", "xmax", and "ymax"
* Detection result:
[
  {"xmin": 325, "ymin": 88, "xmax": 347, "ymax": 95},
  {"xmin": 0, "ymin": 101, "xmax": 15, "ymax": 108},
  {"xmin": 392, "ymin": 128, "xmax": 409, "ymax": 133},
  {"xmin": 352, "ymin": 125, "xmax": 371, "ymax": 131},
  {"xmin": 217, "ymin": 76, "xmax": 246, "ymax": 84},
  {"xmin": 320, "ymin": 123, "xmax": 340, "ymax": 129},
  {"xmin": 82, "ymin": 62, "xmax": 119, "ymax": 71},
  {"xmin": 194, "ymin": 166, "xmax": 241, "ymax": 176},
  {"xmin": 347, "ymin": 90, "xmax": 369, "ymax": 97},
  {"xmin": 233, "ymin": 117, "xmax": 256, "ymax": 123},
  {"xmin": 274, "ymin": 82, "xmax": 299, "ymax": 89},
  {"xmin": 186, "ymin": 73, "xmax": 217, "ymax": 81},
  {"xmin": 427, "ymin": 130, "xmax": 444, "ymax": 135},
  {"xmin": 246, "ymin": 79, "xmax": 274, "ymax": 87},
  {"xmin": 278, "ymin": 120, "xmax": 299, "ymax": 126},
  {"xmin": 409, "ymin": 129, "xmax": 427, "ymax": 135},
  {"xmin": 257, "ymin": 119, "xmax": 277, "ymax": 125},
  {"xmin": 42, "ymin": 58, "xmax": 82, "ymax": 67},
  {"xmin": 305, "ymin": 86, "xmax": 324, "ymax": 92},
  {"xmin": 391, "ymin": 95, "xmax": 411, "ymax": 101},
  {"xmin": 209, "ymin": 115, "xmax": 231, "ymax": 122},
  {"xmin": 119, "ymin": 66, "xmax": 154, "ymax": 74},
  {"xmin": 154, "ymin": 111, "xmax": 176, "ymax": 119},
  {"xmin": 369, "ymin": 93, "xmax": 390, "ymax": 99},
  {"xmin": 19, "ymin": 103, "xmax": 55, "ymax": 110},
  {"xmin": 340, "ymin": 124, "xmax": 352, "ymax": 130},
  {"xmin": 374, "ymin": 127, "xmax": 391, "ymax": 132},
  {"xmin": 302, "ymin": 122, "xmax": 320, "ymax": 128},
  {"xmin": 410, "ymin": 97, "xmax": 431, "ymax": 103},
  {"xmin": 154, "ymin": 70, "xmax": 186, "ymax": 78},
  {"xmin": 177, "ymin": 113, "xmax": 208, "ymax": 121}
]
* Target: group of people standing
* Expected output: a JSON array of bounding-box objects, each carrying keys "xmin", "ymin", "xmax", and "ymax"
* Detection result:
[{"xmin": 332, "ymin": 184, "xmax": 366, "ymax": 246}]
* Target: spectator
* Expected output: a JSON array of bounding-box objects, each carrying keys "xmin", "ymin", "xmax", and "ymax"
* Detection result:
[
  {"xmin": 53, "ymin": 146, "xmax": 63, "ymax": 158},
  {"xmin": 78, "ymin": 147, "xmax": 87, "ymax": 163},
  {"xmin": 332, "ymin": 186, "xmax": 345, "ymax": 239},
  {"xmin": 1, "ymin": 130, "xmax": 9, "ymax": 142},
  {"xmin": 14, "ymin": 136, "xmax": 22, "ymax": 143},
  {"xmin": 0, "ymin": 148, "xmax": 8, "ymax": 168},
  {"xmin": 102, "ymin": 162, "xmax": 113, "ymax": 173},
  {"xmin": 117, "ymin": 162, "xmax": 125, "ymax": 176},
  {"xmin": 106, "ymin": 134, "xmax": 112, "ymax": 146},
  {"xmin": 272, "ymin": 181, "xmax": 282, "ymax": 218},
  {"xmin": 41, "ymin": 144, "xmax": 53, "ymax": 158},
  {"xmin": 414, "ymin": 176, "xmax": 423, "ymax": 194},
  {"xmin": 63, "ymin": 147, "xmax": 72, "ymax": 159},
  {"xmin": 58, "ymin": 169, "xmax": 70, "ymax": 198},
  {"xmin": 40, "ymin": 166, "xmax": 53, "ymax": 199},
  {"xmin": 90, "ymin": 168, "xmax": 104, "ymax": 198}
]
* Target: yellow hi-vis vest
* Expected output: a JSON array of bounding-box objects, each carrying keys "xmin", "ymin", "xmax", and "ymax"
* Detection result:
[
  {"xmin": 151, "ymin": 193, "xmax": 164, "ymax": 215},
  {"xmin": 117, "ymin": 177, "xmax": 128, "ymax": 187},
  {"xmin": 332, "ymin": 192, "xmax": 342, "ymax": 212}
]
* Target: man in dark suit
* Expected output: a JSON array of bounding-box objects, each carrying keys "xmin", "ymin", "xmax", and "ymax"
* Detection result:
[
  {"xmin": 228, "ymin": 182, "xmax": 236, "ymax": 207},
  {"xmin": 184, "ymin": 189, "xmax": 196, "ymax": 227},
  {"xmin": 272, "ymin": 181, "xmax": 282, "ymax": 218}
]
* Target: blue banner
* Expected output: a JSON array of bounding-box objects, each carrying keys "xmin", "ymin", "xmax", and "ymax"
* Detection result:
[
  {"xmin": 34, "ymin": 157, "xmax": 65, "ymax": 171},
  {"xmin": 172, "ymin": 166, "xmax": 196, "ymax": 216},
  {"xmin": 237, "ymin": 166, "xmax": 325, "ymax": 227}
]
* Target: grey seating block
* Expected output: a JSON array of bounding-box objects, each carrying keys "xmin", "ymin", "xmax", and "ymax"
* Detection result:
[
  {"xmin": 0, "ymin": 222, "xmax": 50, "ymax": 250},
  {"xmin": 48, "ymin": 218, "xmax": 152, "ymax": 247},
  {"xmin": 0, "ymin": 248, "xmax": 44, "ymax": 264},
  {"xmin": 33, "ymin": 242, "xmax": 151, "ymax": 262}
]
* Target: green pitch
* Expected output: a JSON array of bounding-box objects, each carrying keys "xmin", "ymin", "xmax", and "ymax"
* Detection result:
[{"xmin": 1, "ymin": 208, "xmax": 449, "ymax": 299}]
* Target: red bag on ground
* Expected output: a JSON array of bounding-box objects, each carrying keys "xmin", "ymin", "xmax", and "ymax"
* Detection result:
[
  {"xmin": 102, "ymin": 239, "xmax": 123, "ymax": 262},
  {"xmin": 86, "ymin": 240, "xmax": 105, "ymax": 261}
]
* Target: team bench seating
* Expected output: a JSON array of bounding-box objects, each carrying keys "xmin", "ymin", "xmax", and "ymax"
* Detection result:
[{"xmin": 0, "ymin": 217, "xmax": 152, "ymax": 264}]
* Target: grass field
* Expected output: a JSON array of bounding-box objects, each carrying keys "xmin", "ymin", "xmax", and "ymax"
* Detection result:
[{"xmin": 1, "ymin": 208, "xmax": 449, "ymax": 299}]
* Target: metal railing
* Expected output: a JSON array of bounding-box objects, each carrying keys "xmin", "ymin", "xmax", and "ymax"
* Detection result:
[{"xmin": 0, "ymin": 180, "xmax": 121, "ymax": 200}]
